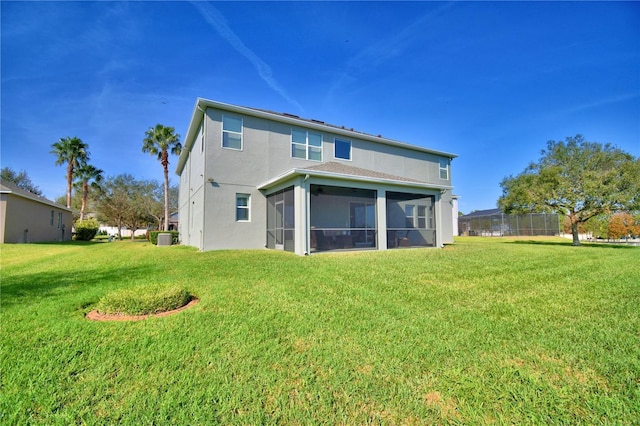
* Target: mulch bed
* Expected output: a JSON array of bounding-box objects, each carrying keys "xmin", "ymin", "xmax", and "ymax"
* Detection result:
[{"xmin": 85, "ymin": 298, "xmax": 199, "ymax": 322}]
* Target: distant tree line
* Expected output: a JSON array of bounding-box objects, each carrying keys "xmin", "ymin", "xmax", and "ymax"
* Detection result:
[{"xmin": 4, "ymin": 124, "xmax": 182, "ymax": 239}]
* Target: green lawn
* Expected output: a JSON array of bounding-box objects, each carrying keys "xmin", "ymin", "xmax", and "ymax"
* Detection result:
[{"xmin": 1, "ymin": 238, "xmax": 638, "ymax": 424}]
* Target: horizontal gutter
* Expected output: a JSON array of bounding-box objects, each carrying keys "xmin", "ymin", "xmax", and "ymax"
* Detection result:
[{"xmin": 257, "ymin": 168, "xmax": 454, "ymax": 191}]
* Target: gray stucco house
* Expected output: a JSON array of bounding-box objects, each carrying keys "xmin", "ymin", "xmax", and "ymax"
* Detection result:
[
  {"xmin": 0, "ymin": 181, "xmax": 73, "ymax": 243},
  {"xmin": 176, "ymin": 98, "xmax": 457, "ymax": 255}
]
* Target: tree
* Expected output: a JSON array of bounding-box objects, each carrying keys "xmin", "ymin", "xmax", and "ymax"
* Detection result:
[
  {"xmin": 51, "ymin": 137, "xmax": 89, "ymax": 208},
  {"xmin": 146, "ymin": 183, "xmax": 178, "ymax": 230},
  {"xmin": 142, "ymin": 124, "xmax": 181, "ymax": 231},
  {"xmin": 608, "ymin": 212, "xmax": 640, "ymax": 240},
  {"xmin": 96, "ymin": 174, "xmax": 156, "ymax": 240},
  {"xmin": 499, "ymin": 135, "xmax": 640, "ymax": 246},
  {"xmin": 74, "ymin": 164, "xmax": 104, "ymax": 221},
  {"xmin": 0, "ymin": 167, "xmax": 43, "ymax": 196}
]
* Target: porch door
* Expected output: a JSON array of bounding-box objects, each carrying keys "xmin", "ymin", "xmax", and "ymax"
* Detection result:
[
  {"xmin": 275, "ymin": 200, "xmax": 284, "ymax": 250},
  {"xmin": 350, "ymin": 202, "xmax": 376, "ymax": 244}
]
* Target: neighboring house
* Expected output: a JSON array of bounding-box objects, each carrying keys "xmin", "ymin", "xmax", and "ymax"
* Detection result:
[
  {"xmin": 176, "ymin": 98, "xmax": 457, "ymax": 255},
  {"xmin": 0, "ymin": 181, "xmax": 73, "ymax": 243}
]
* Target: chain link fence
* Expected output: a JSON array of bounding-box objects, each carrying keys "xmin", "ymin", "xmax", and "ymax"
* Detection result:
[{"xmin": 458, "ymin": 209, "xmax": 560, "ymax": 237}]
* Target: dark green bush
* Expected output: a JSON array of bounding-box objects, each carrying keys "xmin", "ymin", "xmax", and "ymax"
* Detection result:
[
  {"xmin": 148, "ymin": 231, "xmax": 179, "ymax": 245},
  {"xmin": 95, "ymin": 285, "xmax": 192, "ymax": 316},
  {"xmin": 74, "ymin": 218, "xmax": 100, "ymax": 241}
]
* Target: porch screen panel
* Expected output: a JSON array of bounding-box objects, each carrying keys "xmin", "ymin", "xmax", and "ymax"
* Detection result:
[
  {"xmin": 386, "ymin": 192, "xmax": 436, "ymax": 248},
  {"xmin": 310, "ymin": 185, "xmax": 377, "ymax": 252},
  {"xmin": 266, "ymin": 186, "xmax": 295, "ymax": 252}
]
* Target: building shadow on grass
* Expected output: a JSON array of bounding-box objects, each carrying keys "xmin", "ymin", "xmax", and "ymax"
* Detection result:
[
  {"xmin": 508, "ymin": 240, "xmax": 639, "ymax": 249},
  {"xmin": 0, "ymin": 264, "xmax": 157, "ymax": 308}
]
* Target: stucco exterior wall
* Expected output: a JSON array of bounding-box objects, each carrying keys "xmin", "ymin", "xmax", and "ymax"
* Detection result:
[
  {"xmin": 0, "ymin": 194, "xmax": 73, "ymax": 243},
  {"xmin": 178, "ymin": 100, "xmax": 456, "ymax": 252}
]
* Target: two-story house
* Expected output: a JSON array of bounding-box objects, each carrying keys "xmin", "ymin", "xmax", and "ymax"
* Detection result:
[{"xmin": 176, "ymin": 98, "xmax": 457, "ymax": 255}]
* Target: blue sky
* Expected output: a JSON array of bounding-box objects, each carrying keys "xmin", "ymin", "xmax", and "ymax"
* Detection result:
[{"xmin": 2, "ymin": 1, "xmax": 639, "ymax": 213}]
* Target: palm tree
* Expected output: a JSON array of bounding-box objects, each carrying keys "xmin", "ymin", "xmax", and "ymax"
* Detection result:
[
  {"xmin": 51, "ymin": 137, "xmax": 89, "ymax": 208},
  {"xmin": 74, "ymin": 164, "xmax": 104, "ymax": 221},
  {"xmin": 142, "ymin": 124, "xmax": 181, "ymax": 231}
]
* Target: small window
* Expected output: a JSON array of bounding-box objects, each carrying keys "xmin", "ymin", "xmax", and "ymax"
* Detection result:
[
  {"xmin": 236, "ymin": 194, "xmax": 250, "ymax": 221},
  {"xmin": 334, "ymin": 138, "xmax": 351, "ymax": 160},
  {"xmin": 291, "ymin": 129, "xmax": 322, "ymax": 161},
  {"xmin": 222, "ymin": 115, "xmax": 243, "ymax": 150},
  {"xmin": 50, "ymin": 210, "xmax": 54, "ymax": 226},
  {"xmin": 57, "ymin": 212, "xmax": 62, "ymax": 229},
  {"xmin": 417, "ymin": 206, "xmax": 427, "ymax": 228},
  {"xmin": 439, "ymin": 158, "xmax": 449, "ymax": 180},
  {"xmin": 405, "ymin": 205, "xmax": 415, "ymax": 227}
]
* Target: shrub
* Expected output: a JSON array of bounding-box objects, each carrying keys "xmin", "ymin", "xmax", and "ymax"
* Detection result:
[
  {"xmin": 95, "ymin": 285, "xmax": 192, "ymax": 316},
  {"xmin": 148, "ymin": 231, "xmax": 180, "ymax": 245},
  {"xmin": 74, "ymin": 218, "xmax": 100, "ymax": 241}
]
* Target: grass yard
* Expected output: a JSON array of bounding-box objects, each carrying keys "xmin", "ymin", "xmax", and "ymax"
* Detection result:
[{"xmin": 1, "ymin": 237, "xmax": 639, "ymax": 424}]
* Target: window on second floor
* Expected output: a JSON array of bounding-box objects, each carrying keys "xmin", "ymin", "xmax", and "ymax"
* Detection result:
[
  {"xmin": 292, "ymin": 129, "xmax": 322, "ymax": 161},
  {"xmin": 334, "ymin": 138, "xmax": 351, "ymax": 160},
  {"xmin": 439, "ymin": 158, "xmax": 449, "ymax": 180},
  {"xmin": 222, "ymin": 115, "xmax": 243, "ymax": 150}
]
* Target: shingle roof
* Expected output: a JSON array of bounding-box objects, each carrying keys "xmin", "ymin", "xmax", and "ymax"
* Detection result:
[
  {"xmin": 0, "ymin": 180, "xmax": 71, "ymax": 211},
  {"xmin": 302, "ymin": 162, "xmax": 425, "ymax": 184}
]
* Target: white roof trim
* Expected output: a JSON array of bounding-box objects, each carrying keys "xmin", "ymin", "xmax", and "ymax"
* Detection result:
[{"xmin": 257, "ymin": 168, "xmax": 454, "ymax": 191}]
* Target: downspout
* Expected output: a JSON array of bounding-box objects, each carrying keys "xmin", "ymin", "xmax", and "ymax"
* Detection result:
[{"xmin": 197, "ymin": 104, "xmax": 206, "ymax": 251}]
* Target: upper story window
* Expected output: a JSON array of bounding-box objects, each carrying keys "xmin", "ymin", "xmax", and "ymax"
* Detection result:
[
  {"xmin": 222, "ymin": 115, "xmax": 243, "ymax": 150},
  {"xmin": 292, "ymin": 129, "xmax": 322, "ymax": 161},
  {"xmin": 334, "ymin": 138, "xmax": 351, "ymax": 160},
  {"xmin": 439, "ymin": 158, "xmax": 449, "ymax": 180}
]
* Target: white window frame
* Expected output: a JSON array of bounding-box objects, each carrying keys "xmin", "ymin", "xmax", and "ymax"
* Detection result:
[
  {"xmin": 406, "ymin": 204, "xmax": 432, "ymax": 229},
  {"xmin": 236, "ymin": 193, "xmax": 251, "ymax": 222},
  {"xmin": 439, "ymin": 158, "xmax": 449, "ymax": 180},
  {"xmin": 291, "ymin": 129, "xmax": 322, "ymax": 161},
  {"xmin": 222, "ymin": 114, "xmax": 243, "ymax": 150},
  {"xmin": 334, "ymin": 137, "xmax": 352, "ymax": 161}
]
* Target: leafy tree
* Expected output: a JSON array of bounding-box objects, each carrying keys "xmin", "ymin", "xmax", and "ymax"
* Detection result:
[
  {"xmin": 0, "ymin": 167, "xmax": 43, "ymax": 196},
  {"xmin": 96, "ymin": 174, "xmax": 156, "ymax": 240},
  {"xmin": 499, "ymin": 135, "xmax": 640, "ymax": 246},
  {"xmin": 51, "ymin": 136, "xmax": 89, "ymax": 208},
  {"xmin": 74, "ymin": 164, "xmax": 104, "ymax": 221},
  {"xmin": 607, "ymin": 212, "xmax": 640, "ymax": 240},
  {"xmin": 142, "ymin": 124, "xmax": 181, "ymax": 231}
]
